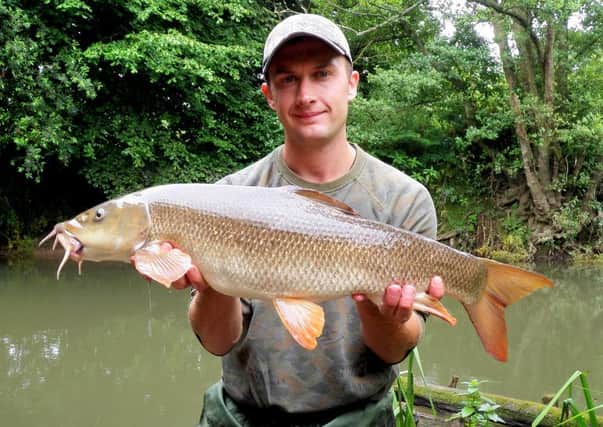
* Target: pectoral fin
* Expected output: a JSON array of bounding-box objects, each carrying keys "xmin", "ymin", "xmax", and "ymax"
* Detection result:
[
  {"xmin": 413, "ymin": 292, "xmax": 457, "ymax": 326},
  {"xmin": 133, "ymin": 242, "xmax": 192, "ymax": 288},
  {"xmin": 273, "ymin": 298, "xmax": 325, "ymax": 350}
]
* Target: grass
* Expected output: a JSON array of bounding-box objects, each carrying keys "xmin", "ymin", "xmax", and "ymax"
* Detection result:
[
  {"xmin": 392, "ymin": 348, "xmax": 436, "ymax": 426},
  {"xmin": 532, "ymin": 370, "xmax": 602, "ymax": 427}
]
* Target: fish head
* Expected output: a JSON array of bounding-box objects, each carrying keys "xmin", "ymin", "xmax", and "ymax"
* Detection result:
[
  {"xmin": 64, "ymin": 197, "xmax": 151, "ymax": 261},
  {"xmin": 40, "ymin": 194, "xmax": 151, "ymax": 278}
]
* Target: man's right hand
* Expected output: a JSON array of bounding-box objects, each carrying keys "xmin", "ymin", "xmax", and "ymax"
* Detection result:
[{"xmin": 171, "ymin": 262, "xmax": 208, "ymax": 292}]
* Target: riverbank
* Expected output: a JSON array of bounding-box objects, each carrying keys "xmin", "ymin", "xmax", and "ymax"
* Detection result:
[{"xmin": 396, "ymin": 376, "xmax": 603, "ymax": 426}]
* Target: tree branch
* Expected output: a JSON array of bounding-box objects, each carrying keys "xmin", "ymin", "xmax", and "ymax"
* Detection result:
[
  {"xmin": 469, "ymin": 0, "xmax": 543, "ymax": 64},
  {"xmin": 339, "ymin": 1, "xmax": 426, "ymax": 38}
]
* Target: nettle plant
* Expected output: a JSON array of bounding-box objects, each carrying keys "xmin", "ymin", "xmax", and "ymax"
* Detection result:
[{"xmin": 449, "ymin": 379, "xmax": 504, "ymax": 426}]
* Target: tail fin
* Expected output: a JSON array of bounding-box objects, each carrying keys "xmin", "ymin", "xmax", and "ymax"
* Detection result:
[{"xmin": 463, "ymin": 258, "xmax": 553, "ymax": 362}]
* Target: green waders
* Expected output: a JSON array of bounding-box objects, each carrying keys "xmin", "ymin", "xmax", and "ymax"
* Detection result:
[{"xmin": 197, "ymin": 382, "xmax": 395, "ymax": 427}]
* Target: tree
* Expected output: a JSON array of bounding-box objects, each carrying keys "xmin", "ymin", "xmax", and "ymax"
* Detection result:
[{"xmin": 466, "ymin": 0, "xmax": 603, "ymax": 241}]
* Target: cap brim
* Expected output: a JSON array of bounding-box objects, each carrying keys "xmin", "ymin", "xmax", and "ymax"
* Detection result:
[{"xmin": 261, "ymin": 33, "xmax": 349, "ymax": 77}]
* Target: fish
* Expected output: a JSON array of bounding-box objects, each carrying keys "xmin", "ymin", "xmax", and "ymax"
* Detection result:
[{"xmin": 39, "ymin": 183, "xmax": 553, "ymax": 361}]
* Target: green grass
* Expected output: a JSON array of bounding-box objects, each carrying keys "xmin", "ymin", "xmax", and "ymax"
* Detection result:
[
  {"xmin": 532, "ymin": 370, "xmax": 602, "ymax": 427},
  {"xmin": 392, "ymin": 348, "xmax": 436, "ymax": 426}
]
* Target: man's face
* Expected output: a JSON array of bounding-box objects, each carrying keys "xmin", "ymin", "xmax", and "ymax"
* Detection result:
[{"xmin": 262, "ymin": 37, "xmax": 359, "ymax": 146}]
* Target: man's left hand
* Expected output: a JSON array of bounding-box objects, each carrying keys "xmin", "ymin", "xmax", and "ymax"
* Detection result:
[
  {"xmin": 352, "ymin": 276, "xmax": 445, "ymax": 363},
  {"xmin": 353, "ymin": 276, "xmax": 445, "ymax": 322}
]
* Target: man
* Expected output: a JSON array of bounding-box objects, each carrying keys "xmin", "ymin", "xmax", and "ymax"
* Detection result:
[{"xmin": 171, "ymin": 14, "xmax": 444, "ymax": 426}]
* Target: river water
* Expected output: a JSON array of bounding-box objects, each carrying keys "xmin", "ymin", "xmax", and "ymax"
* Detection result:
[{"xmin": 1, "ymin": 259, "xmax": 601, "ymax": 426}]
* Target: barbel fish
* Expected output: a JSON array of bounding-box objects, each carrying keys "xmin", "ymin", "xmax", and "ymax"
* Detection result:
[{"xmin": 40, "ymin": 184, "xmax": 553, "ymax": 361}]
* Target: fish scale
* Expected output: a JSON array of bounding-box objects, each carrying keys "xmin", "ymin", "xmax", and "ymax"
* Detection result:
[{"xmin": 143, "ymin": 186, "xmax": 484, "ymax": 302}]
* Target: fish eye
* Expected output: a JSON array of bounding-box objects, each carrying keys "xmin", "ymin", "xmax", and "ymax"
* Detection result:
[{"xmin": 94, "ymin": 208, "xmax": 105, "ymax": 222}]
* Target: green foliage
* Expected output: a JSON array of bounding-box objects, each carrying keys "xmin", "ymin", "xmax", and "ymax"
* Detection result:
[
  {"xmin": 448, "ymin": 379, "xmax": 505, "ymax": 427},
  {"xmin": 0, "ymin": 192, "xmax": 38, "ymax": 258},
  {"xmin": 5, "ymin": 237, "xmax": 37, "ymax": 260},
  {"xmin": 552, "ymin": 199, "xmax": 593, "ymax": 241},
  {"xmin": 498, "ymin": 208, "xmax": 530, "ymax": 257},
  {"xmin": 0, "ymin": 194, "xmax": 21, "ymax": 244},
  {"xmin": 349, "ymin": 53, "xmax": 454, "ymax": 185},
  {"xmin": 0, "ymin": 1, "xmax": 98, "ymax": 181},
  {"xmin": 0, "ymin": 0, "xmax": 281, "ymax": 241},
  {"xmin": 393, "ymin": 358, "xmax": 417, "ymax": 427},
  {"xmin": 309, "ymin": 0, "xmax": 439, "ymax": 71},
  {"xmin": 393, "ymin": 349, "xmax": 436, "ymax": 427},
  {"xmin": 0, "ymin": 0, "xmax": 278, "ymax": 193},
  {"xmin": 532, "ymin": 370, "xmax": 602, "ymax": 426}
]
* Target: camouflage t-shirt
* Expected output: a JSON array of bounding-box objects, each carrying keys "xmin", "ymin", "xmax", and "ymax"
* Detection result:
[{"xmin": 213, "ymin": 143, "xmax": 436, "ymax": 413}]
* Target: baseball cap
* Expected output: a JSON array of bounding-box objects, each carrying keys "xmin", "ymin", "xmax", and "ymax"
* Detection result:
[{"xmin": 261, "ymin": 14, "xmax": 353, "ymax": 78}]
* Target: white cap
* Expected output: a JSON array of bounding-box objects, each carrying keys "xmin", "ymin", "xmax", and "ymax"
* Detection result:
[{"xmin": 262, "ymin": 14, "xmax": 352, "ymax": 78}]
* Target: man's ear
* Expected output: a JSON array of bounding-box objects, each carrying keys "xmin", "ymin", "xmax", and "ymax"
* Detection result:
[
  {"xmin": 347, "ymin": 70, "xmax": 360, "ymax": 101},
  {"xmin": 261, "ymin": 82, "xmax": 276, "ymax": 110}
]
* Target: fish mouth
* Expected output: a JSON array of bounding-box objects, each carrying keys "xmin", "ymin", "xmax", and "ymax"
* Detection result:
[{"xmin": 39, "ymin": 224, "xmax": 85, "ymax": 279}]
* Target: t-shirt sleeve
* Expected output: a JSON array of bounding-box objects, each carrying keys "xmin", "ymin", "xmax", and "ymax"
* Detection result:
[{"xmin": 390, "ymin": 183, "xmax": 437, "ymax": 239}]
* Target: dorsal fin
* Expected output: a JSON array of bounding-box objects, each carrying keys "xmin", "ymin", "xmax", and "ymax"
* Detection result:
[{"xmin": 287, "ymin": 187, "xmax": 357, "ymax": 216}]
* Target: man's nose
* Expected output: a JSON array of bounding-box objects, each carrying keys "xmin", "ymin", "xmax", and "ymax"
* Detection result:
[{"xmin": 295, "ymin": 77, "xmax": 316, "ymax": 105}]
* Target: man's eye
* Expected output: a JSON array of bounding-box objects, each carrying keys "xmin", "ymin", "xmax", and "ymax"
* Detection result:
[
  {"xmin": 316, "ymin": 70, "xmax": 330, "ymax": 78},
  {"xmin": 282, "ymin": 75, "xmax": 296, "ymax": 84}
]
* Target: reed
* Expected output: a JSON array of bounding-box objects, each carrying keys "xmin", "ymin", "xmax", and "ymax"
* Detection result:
[
  {"xmin": 392, "ymin": 348, "xmax": 436, "ymax": 426},
  {"xmin": 532, "ymin": 370, "xmax": 602, "ymax": 426}
]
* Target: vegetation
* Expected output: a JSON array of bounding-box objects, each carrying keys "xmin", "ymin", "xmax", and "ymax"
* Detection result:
[
  {"xmin": 1, "ymin": 0, "xmax": 601, "ymax": 259},
  {"xmin": 393, "ymin": 356, "xmax": 417, "ymax": 427},
  {"xmin": 393, "ymin": 349, "xmax": 436, "ymax": 427},
  {"xmin": 533, "ymin": 370, "xmax": 602, "ymax": 427},
  {"xmin": 448, "ymin": 379, "xmax": 505, "ymax": 426},
  {"xmin": 396, "ymin": 372, "xmax": 603, "ymax": 426}
]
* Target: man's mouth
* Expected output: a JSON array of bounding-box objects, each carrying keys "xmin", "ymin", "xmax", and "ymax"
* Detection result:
[
  {"xmin": 294, "ymin": 111, "xmax": 325, "ymax": 120},
  {"xmin": 39, "ymin": 225, "xmax": 85, "ymax": 279}
]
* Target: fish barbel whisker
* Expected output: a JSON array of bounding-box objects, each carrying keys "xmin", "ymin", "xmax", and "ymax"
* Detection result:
[
  {"xmin": 56, "ymin": 241, "xmax": 71, "ymax": 280},
  {"xmin": 39, "ymin": 226, "xmax": 84, "ymax": 280},
  {"xmin": 55, "ymin": 232, "xmax": 83, "ymax": 280},
  {"xmin": 39, "ymin": 228, "xmax": 57, "ymax": 247}
]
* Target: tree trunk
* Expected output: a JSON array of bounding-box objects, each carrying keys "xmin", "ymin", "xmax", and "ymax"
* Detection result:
[
  {"xmin": 538, "ymin": 21, "xmax": 556, "ymax": 205},
  {"xmin": 493, "ymin": 19, "xmax": 552, "ymax": 216}
]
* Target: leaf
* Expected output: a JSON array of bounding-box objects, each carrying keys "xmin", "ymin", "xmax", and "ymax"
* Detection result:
[
  {"xmin": 461, "ymin": 406, "xmax": 476, "ymax": 418},
  {"xmin": 532, "ymin": 370, "xmax": 583, "ymax": 426}
]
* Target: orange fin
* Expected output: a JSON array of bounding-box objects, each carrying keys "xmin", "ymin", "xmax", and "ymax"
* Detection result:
[
  {"xmin": 273, "ymin": 298, "xmax": 325, "ymax": 350},
  {"xmin": 133, "ymin": 242, "xmax": 192, "ymax": 288},
  {"xmin": 464, "ymin": 258, "xmax": 554, "ymax": 362},
  {"xmin": 413, "ymin": 292, "xmax": 457, "ymax": 326},
  {"xmin": 289, "ymin": 187, "xmax": 357, "ymax": 216}
]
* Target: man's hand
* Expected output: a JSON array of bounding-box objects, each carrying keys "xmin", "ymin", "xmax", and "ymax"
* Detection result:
[
  {"xmin": 353, "ymin": 276, "xmax": 445, "ymax": 364},
  {"xmin": 171, "ymin": 262, "xmax": 207, "ymax": 291}
]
